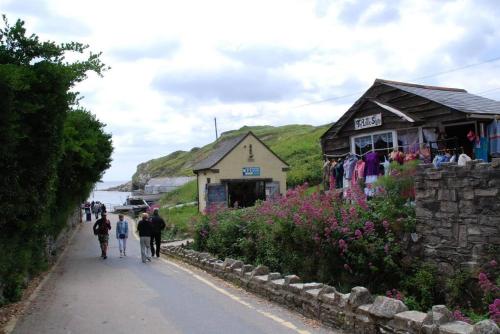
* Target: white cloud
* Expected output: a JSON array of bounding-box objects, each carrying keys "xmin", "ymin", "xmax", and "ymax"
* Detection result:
[{"xmin": 2, "ymin": 0, "xmax": 500, "ymax": 180}]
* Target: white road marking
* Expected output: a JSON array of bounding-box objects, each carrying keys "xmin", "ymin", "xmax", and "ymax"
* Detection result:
[{"xmin": 131, "ymin": 220, "xmax": 311, "ymax": 334}]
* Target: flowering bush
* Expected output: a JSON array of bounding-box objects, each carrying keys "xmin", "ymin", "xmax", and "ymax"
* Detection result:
[{"xmin": 194, "ymin": 182, "xmax": 414, "ymax": 293}]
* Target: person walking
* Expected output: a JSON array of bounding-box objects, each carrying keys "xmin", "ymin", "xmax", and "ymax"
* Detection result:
[
  {"xmin": 137, "ymin": 213, "xmax": 152, "ymax": 263},
  {"xmin": 116, "ymin": 214, "xmax": 129, "ymax": 258},
  {"xmin": 150, "ymin": 209, "xmax": 166, "ymax": 258},
  {"xmin": 84, "ymin": 202, "xmax": 92, "ymax": 222},
  {"xmin": 93, "ymin": 212, "xmax": 111, "ymax": 259},
  {"xmin": 93, "ymin": 202, "xmax": 100, "ymax": 219}
]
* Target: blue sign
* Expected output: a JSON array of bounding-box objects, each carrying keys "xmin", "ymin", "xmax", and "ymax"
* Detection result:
[{"xmin": 242, "ymin": 167, "xmax": 260, "ymax": 176}]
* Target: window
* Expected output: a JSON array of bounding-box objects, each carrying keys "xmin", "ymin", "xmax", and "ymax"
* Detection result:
[
  {"xmin": 353, "ymin": 131, "xmax": 394, "ymax": 156},
  {"xmin": 397, "ymin": 128, "xmax": 419, "ymax": 153}
]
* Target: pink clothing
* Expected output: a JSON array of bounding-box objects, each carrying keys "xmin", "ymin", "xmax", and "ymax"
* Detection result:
[{"xmin": 352, "ymin": 160, "xmax": 366, "ymax": 186}]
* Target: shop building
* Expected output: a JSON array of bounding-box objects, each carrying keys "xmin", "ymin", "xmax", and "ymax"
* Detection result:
[
  {"xmin": 321, "ymin": 79, "xmax": 500, "ymax": 161},
  {"xmin": 193, "ymin": 132, "xmax": 289, "ymax": 213}
]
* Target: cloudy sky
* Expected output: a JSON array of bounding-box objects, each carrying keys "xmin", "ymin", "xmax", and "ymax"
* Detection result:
[{"xmin": 2, "ymin": 0, "xmax": 500, "ymax": 181}]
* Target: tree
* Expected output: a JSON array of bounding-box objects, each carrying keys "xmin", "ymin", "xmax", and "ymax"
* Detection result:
[{"xmin": 0, "ymin": 16, "xmax": 111, "ymax": 304}]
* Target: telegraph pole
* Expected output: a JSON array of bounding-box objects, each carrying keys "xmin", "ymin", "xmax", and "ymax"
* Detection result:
[{"xmin": 214, "ymin": 117, "xmax": 218, "ymax": 140}]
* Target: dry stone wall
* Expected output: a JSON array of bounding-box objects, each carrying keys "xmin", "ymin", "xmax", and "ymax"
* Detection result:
[
  {"xmin": 161, "ymin": 246, "xmax": 499, "ymax": 334},
  {"xmin": 415, "ymin": 159, "xmax": 500, "ymax": 275}
]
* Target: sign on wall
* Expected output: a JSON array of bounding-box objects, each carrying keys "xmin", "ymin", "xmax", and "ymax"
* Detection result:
[
  {"xmin": 242, "ymin": 167, "xmax": 260, "ymax": 176},
  {"xmin": 354, "ymin": 113, "xmax": 382, "ymax": 130}
]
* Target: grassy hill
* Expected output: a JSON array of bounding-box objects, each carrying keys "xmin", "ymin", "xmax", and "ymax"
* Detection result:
[{"xmin": 132, "ymin": 124, "xmax": 331, "ymax": 189}]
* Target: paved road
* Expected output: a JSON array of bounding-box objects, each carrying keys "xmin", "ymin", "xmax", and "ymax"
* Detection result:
[{"xmin": 13, "ymin": 213, "xmax": 337, "ymax": 334}]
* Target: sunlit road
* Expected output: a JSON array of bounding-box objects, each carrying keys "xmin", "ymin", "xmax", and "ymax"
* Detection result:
[{"xmin": 13, "ymin": 213, "xmax": 337, "ymax": 334}]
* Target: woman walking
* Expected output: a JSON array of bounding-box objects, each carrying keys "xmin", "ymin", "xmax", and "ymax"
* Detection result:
[{"xmin": 116, "ymin": 214, "xmax": 129, "ymax": 257}]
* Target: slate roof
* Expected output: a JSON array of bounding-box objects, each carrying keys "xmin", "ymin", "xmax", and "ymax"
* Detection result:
[
  {"xmin": 193, "ymin": 131, "xmax": 289, "ymax": 172},
  {"xmin": 192, "ymin": 133, "xmax": 248, "ymax": 171},
  {"xmin": 377, "ymin": 79, "xmax": 500, "ymax": 115}
]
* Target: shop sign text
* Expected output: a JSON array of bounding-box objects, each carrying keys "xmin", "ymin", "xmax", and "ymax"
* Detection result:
[
  {"xmin": 242, "ymin": 167, "xmax": 260, "ymax": 176},
  {"xmin": 354, "ymin": 114, "xmax": 382, "ymax": 130}
]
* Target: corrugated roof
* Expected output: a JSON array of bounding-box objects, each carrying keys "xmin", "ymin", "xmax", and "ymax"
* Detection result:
[
  {"xmin": 192, "ymin": 133, "xmax": 247, "ymax": 171},
  {"xmin": 378, "ymin": 79, "xmax": 500, "ymax": 115}
]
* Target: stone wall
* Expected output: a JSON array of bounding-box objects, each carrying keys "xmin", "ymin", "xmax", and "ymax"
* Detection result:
[
  {"xmin": 161, "ymin": 246, "xmax": 498, "ymax": 334},
  {"xmin": 415, "ymin": 159, "xmax": 500, "ymax": 275},
  {"xmin": 45, "ymin": 207, "xmax": 81, "ymax": 263}
]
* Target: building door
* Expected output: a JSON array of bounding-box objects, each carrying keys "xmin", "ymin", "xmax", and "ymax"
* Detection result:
[
  {"xmin": 445, "ymin": 123, "xmax": 475, "ymax": 158},
  {"xmin": 227, "ymin": 180, "xmax": 265, "ymax": 208}
]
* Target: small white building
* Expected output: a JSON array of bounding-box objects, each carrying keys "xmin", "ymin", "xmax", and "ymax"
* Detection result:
[
  {"xmin": 144, "ymin": 176, "xmax": 195, "ymax": 194},
  {"xmin": 193, "ymin": 131, "xmax": 289, "ymax": 213}
]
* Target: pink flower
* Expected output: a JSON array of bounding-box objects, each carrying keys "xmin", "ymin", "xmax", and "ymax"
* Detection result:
[
  {"xmin": 490, "ymin": 259, "xmax": 498, "ymax": 267},
  {"xmin": 364, "ymin": 221, "xmax": 374, "ymax": 234},
  {"xmin": 453, "ymin": 310, "xmax": 471, "ymax": 324},
  {"xmin": 382, "ymin": 220, "xmax": 390, "ymax": 231},
  {"xmin": 338, "ymin": 239, "xmax": 348, "ymax": 253},
  {"xmin": 489, "ymin": 299, "xmax": 500, "ymax": 324},
  {"xmin": 354, "ymin": 229, "xmax": 363, "ymax": 239}
]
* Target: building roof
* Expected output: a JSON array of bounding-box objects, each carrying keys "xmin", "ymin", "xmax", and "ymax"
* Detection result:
[
  {"xmin": 376, "ymin": 79, "xmax": 500, "ymax": 116},
  {"xmin": 192, "ymin": 131, "xmax": 288, "ymax": 172},
  {"xmin": 145, "ymin": 176, "xmax": 195, "ymax": 188},
  {"xmin": 321, "ymin": 79, "xmax": 500, "ymax": 140}
]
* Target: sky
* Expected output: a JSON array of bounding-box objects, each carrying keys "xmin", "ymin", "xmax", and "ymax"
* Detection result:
[{"xmin": 2, "ymin": 0, "xmax": 500, "ymax": 181}]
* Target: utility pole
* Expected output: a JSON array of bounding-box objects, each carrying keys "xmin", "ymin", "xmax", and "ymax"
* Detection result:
[{"xmin": 214, "ymin": 117, "xmax": 218, "ymax": 140}]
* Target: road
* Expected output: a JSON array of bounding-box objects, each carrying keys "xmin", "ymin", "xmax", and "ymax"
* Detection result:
[{"xmin": 12, "ymin": 213, "xmax": 337, "ymax": 334}]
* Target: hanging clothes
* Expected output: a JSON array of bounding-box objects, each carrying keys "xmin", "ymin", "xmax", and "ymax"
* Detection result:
[
  {"xmin": 488, "ymin": 120, "xmax": 500, "ymax": 157},
  {"xmin": 458, "ymin": 153, "xmax": 472, "ymax": 166},
  {"xmin": 474, "ymin": 137, "xmax": 489, "ymax": 162},
  {"xmin": 343, "ymin": 154, "xmax": 358, "ymax": 189},
  {"xmin": 352, "ymin": 160, "xmax": 365, "ymax": 186},
  {"xmin": 382, "ymin": 156, "xmax": 391, "ymax": 176},
  {"xmin": 334, "ymin": 159, "xmax": 344, "ymax": 189},
  {"xmin": 329, "ymin": 160, "xmax": 337, "ymax": 191},
  {"xmin": 364, "ymin": 151, "xmax": 380, "ymax": 176}
]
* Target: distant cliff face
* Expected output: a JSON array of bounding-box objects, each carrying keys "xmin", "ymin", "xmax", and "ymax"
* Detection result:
[{"xmin": 130, "ymin": 124, "xmax": 331, "ymax": 190}]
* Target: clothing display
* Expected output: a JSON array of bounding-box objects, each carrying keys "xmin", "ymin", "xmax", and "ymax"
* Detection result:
[
  {"xmin": 364, "ymin": 175, "xmax": 378, "ymax": 197},
  {"xmin": 458, "ymin": 153, "xmax": 472, "ymax": 166},
  {"xmin": 474, "ymin": 137, "xmax": 489, "ymax": 161},
  {"xmin": 343, "ymin": 155, "xmax": 358, "ymax": 180},
  {"xmin": 488, "ymin": 120, "xmax": 500, "ymax": 157},
  {"xmin": 364, "ymin": 151, "xmax": 380, "ymax": 176},
  {"xmin": 334, "ymin": 159, "xmax": 344, "ymax": 189},
  {"xmin": 352, "ymin": 160, "xmax": 365, "ymax": 186}
]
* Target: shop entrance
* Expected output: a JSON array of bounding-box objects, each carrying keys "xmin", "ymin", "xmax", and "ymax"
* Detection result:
[
  {"xmin": 445, "ymin": 123, "xmax": 475, "ymax": 158},
  {"xmin": 226, "ymin": 180, "xmax": 266, "ymax": 208}
]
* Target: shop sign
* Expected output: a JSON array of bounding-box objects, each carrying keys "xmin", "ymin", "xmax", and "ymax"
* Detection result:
[
  {"xmin": 354, "ymin": 113, "xmax": 382, "ymax": 130},
  {"xmin": 242, "ymin": 167, "xmax": 260, "ymax": 176}
]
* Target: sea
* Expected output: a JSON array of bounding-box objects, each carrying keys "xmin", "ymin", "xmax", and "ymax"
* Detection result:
[{"xmin": 87, "ymin": 181, "xmax": 131, "ymax": 210}]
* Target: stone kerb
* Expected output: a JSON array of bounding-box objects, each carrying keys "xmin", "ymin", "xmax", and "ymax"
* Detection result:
[
  {"xmin": 159, "ymin": 246, "xmax": 497, "ymax": 333},
  {"xmin": 415, "ymin": 159, "xmax": 500, "ymax": 275}
]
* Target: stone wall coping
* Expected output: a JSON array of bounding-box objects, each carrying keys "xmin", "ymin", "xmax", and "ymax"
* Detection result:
[{"xmin": 160, "ymin": 245, "xmax": 500, "ymax": 333}]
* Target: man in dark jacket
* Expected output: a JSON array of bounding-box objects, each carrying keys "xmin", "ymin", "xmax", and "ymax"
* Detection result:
[
  {"xmin": 93, "ymin": 212, "xmax": 111, "ymax": 259},
  {"xmin": 150, "ymin": 209, "xmax": 166, "ymax": 258},
  {"xmin": 137, "ymin": 213, "xmax": 153, "ymax": 263}
]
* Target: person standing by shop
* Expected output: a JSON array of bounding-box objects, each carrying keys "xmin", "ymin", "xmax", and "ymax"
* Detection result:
[
  {"xmin": 115, "ymin": 214, "xmax": 129, "ymax": 258},
  {"xmin": 93, "ymin": 212, "xmax": 111, "ymax": 259},
  {"xmin": 137, "ymin": 213, "xmax": 152, "ymax": 263},
  {"xmin": 150, "ymin": 209, "xmax": 166, "ymax": 258}
]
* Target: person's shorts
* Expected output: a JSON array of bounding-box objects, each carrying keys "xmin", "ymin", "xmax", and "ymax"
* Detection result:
[{"xmin": 98, "ymin": 234, "xmax": 109, "ymax": 244}]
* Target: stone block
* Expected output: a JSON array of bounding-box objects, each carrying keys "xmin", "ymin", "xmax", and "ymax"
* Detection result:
[
  {"xmin": 440, "ymin": 321, "xmax": 473, "ymax": 334},
  {"xmin": 250, "ymin": 265, "xmax": 269, "ymax": 276},
  {"xmin": 303, "ymin": 282, "xmax": 323, "ymax": 291},
  {"xmin": 287, "ymin": 283, "xmax": 304, "ymax": 293},
  {"xmin": 241, "ymin": 264, "xmax": 254, "ymax": 275},
  {"xmin": 416, "ymin": 207, "xmax": 435, "ymax": 219},
  {"xmin": 267, "ymin": 272, "xmax": 281, "ymax": 281},
  {"xmin": 441, "ymin": 201, "xmax": 458, "ymax": 213},
  {"xmin": 391, "ymin": 310, "xmax": 427, "ymax": 333},
  {"xmin": 284, "ymin": 275, "xmax": 301, "ymax": 285},
  {"xmin": 471, "ymin": 319, "xmax": 499, "ymax": 334},
  {"xmin": 348, "ymin": 286, "xmax": 373, "ymax": 308},
  {"xmin": 427, "ymin": 171, "xmax": 443, "ymax": 180},
  {"xmin": 423, "ymin": 305, "xmax": 454, "ymax": 326},
  {"xmin": 229, "ymin": 260, "xmax": 243, "ymax": 270},
  {"xmin": 269, "ymin": 278, "xmax": 285, "ymax": 289},
  {"xmin": 368, "ymin": 296, "xmax": 408, "ymax": 319},
  {"xmin": 223, "ymin": 258, "xmax": 236, "ymax": 269},
  {"xmin": 474, "ymin": 189, "xmax": 499, "ymax": 197}
]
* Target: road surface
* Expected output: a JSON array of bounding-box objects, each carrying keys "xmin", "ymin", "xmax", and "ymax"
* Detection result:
[{"xmin": 12, "ymin": 213, "xmax": 337, "ymax": 334}]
